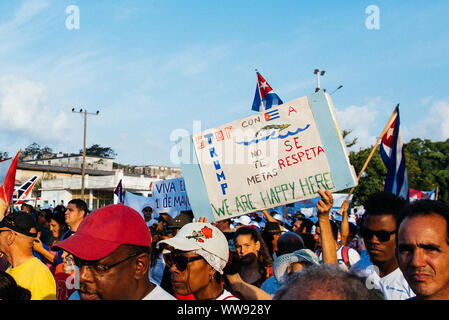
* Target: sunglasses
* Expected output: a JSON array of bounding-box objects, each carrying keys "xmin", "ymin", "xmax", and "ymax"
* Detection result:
[
  {"xmin": 361, "ymin": 227, "xmax": 396, "ymax": 242},
  {"xmin": 163, "ymin": 253, "xmax": 203, "ymax": 271}
]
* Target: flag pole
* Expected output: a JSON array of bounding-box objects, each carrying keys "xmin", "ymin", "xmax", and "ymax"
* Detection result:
[
  {"xmin": 345, "ymin": 105, "xmax": 399, "ymax": 201},
  {"xmin": 436, "ymin": 186, "xmax": 439, "ymax": 200},
  {"xmin": 255, "ymin": 68, "xmax": 265, "ymax": 113}
]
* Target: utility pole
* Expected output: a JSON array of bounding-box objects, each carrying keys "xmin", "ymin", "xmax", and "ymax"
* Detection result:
[{"xmin": 72, "ymin": 108, "xmax": 99, "ymax": 199}]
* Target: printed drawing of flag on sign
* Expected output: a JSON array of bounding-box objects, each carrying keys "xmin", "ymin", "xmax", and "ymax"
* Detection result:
[
  {"xmin": 0, "ymin": 150, "xmax": 21, "ymax": 219},
  {"xmin": 380, "ymin": 105, "xmax": 409, "ymax": 200},
  {"xmin": 264, "ymin": 108, "xmax": 280, "ymax": 121},
  {"xmin": 251, "ymin": 70, "xmax": 283, "ymax": 112}
]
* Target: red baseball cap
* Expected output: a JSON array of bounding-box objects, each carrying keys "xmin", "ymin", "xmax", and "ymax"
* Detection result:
[{"xmin": 53, "ymin": 203, "xmax": 151, "ymax": 261}]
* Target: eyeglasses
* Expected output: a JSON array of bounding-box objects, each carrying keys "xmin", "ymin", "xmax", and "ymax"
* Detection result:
[
  {"xmin": 73, "ymin": 252, "xmax": 141, "ymax": 274},
  {"xmin": 361, "ymin": 227, "xmax": 396, "ymax": 242},
  {"xmin": 163, "ymin": 253, "xmax": 203, "ymax": 271},
  {"xmin": 0, "ymin": 229, "xmax": 12, "ymax": 235}
]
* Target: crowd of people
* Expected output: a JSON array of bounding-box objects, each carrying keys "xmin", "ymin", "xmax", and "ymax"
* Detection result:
[{"xmin": 0, "ymin": 190, "xmax": 448, "ymax": 301}]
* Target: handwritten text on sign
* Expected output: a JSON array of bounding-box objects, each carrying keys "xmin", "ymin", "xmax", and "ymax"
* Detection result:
[
  {"xmin": 192, "ymin": 96, "xmax": 337, "ymax": 221},
  {"xmin": 152, "ymin": 178, "xmax": 191, "ymax": 214}
]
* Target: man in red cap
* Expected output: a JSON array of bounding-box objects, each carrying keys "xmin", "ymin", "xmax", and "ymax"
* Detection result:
[{"xmin": 53, "ymin": 203, "xmax": 175, "ymax": 300}]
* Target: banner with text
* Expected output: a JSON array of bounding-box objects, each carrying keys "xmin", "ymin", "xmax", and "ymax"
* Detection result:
[
  {"xmin": 152, "ymin": 177, "xmax": 191, "ymax": 216},
  {"xmin": 181, "ymin": 92, "xmax": 358, "ymax": 222}
]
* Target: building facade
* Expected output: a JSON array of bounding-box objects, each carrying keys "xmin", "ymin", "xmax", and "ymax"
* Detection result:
[{"xmin": 17, "ymin": 154, "xmax": 182, "ymax": 211}]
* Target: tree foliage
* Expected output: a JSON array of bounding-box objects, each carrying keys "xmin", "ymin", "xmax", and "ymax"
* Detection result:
[
  {"xmin": 81, "ymin": 144, "xmax": 117, "ymax": 158},
  {"xmin": 21, "ymin": 142, "xmax": 53, "ymax": 160},
  {"xmin": 347, "ymin": 138, "xmax": 449, "ymax": 205}
]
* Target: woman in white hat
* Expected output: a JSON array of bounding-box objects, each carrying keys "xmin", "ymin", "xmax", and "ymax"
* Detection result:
[{"xmin": 157, "ymin": 222, "xmax": 238, "ymax": 300}]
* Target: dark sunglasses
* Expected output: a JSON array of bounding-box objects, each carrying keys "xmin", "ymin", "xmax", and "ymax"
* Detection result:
[
  {"xmin": 163, "ymin": 253, "xmax": 203, "ymax": 271},
  {"xmin": 361, "ymin": 227, "xmax": 396, "ymax": 242}
]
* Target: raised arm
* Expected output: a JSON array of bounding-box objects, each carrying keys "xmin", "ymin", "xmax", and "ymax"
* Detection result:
[
  {"xmin": 225, "ymin": 272, "xmax": 272, "ymax": 300},
  {"xmin": 262, "ymin": 210, "xmax": 277, "ymax": 223},
  {"xmin": 316, "ymin": 190, "xmax": 338, "ymax": 265},
  {"xmin": 340, "ymin": 199, "xmax": 350, "ymax": 246}
]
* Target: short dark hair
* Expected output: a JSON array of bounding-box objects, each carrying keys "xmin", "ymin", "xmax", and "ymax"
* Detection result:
[
  {"xmin": 68, "ymin": 199, "xmax": 88, "ymax": 217},
  {"xmin": 276, "ymin": 232, "xmax": 305, "ymax": 256},
  {"xmin": 0, "ymin": 271, "xmax": 31, "ymax": 300},
  {"xmin": 363, "ymin": 191, "xmax": 407, "ymax": 223},
  {"xmin": 120, "ymin": 244, "xmax": 151, "ymax": 256},
  {"xmin": 301, "ymin": 218, "xmax": 314, "ymax": 233},
  {"xmin": 299, "ymin": 233, "xmax": 317, "ymax": 251},
  {"xmin": 273, "ymin": 264, "xmax": 384, "ymax": 300},
  {"xmin": 396, "ymin": 199, "xmax": 449, "ymax": 244}
]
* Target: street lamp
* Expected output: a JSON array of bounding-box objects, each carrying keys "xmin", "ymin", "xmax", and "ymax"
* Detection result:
[
  {"xmin": 72, "ymin": 108, "xmax": 100, "ymax": 199},
  {"xmin": 330, "ymin": 85, "xmax": 343, "ymax": 95},
  {"xmin": 314, "ymin": 69, "xmax": 326, "ymax": 92}
]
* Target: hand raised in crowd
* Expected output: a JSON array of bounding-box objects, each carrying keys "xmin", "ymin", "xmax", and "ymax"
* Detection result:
[
  {"xmin": 316, "ymin": 189, "xmax": 333, "ymax": 218},
  {"xmin": 340, "ymin": 198, "xmax": 350, "ymax": 245},
  {"xmin": 340, "ymin": 199, "xmax": 349, "ymax": 215},
  {"xmin": 32, "ymin": 238, "xmax": 45, "ymax": 254},
  {"xmin": 195, "ymin": 216, "xmax": 209, "ymax": 223},
  {"xmin": 316, "ymin": 189, "xmax": 338, "ymax": 265}
]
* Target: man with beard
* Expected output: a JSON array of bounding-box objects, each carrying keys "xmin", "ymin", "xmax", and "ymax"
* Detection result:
[
  {"xmin": 350, "ymin": 191, "xmax": 415, "ymax": 300},
  {"xmin": 233, "ymin": 226, "xmax": 273, "ymax": 288},
  {"xmin": 396, "ymin": 199, "xmax": 449, "ymax": 300}
]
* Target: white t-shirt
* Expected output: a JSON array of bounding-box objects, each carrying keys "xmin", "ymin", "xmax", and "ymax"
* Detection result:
[
  {"xmin": 142, "ymin": 284, "xmax": 176, "ymax": 300},
  {"xmin": 350, "ymin": 253, "xmax": 415, "ymax": 300},
  {"xmin": 319, "ymin": 245, "xmax": 361, "ymax": 271},
  {"xmin": 215, "ymin": 289, "xmax": 239, "ymax": 300},
  {"xmin": 69, "ymin": 283, "xmax": 176, "ymax": 300}
]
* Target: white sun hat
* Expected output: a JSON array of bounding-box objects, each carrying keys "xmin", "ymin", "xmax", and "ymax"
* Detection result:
[{"xmin": 157, "ymin": 222, "xmax": 229, "ymax": 274}]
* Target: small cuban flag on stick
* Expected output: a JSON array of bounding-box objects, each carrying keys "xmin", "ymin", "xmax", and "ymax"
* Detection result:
[
  {"xmin": 379, "ymin": 105, "xmax": 409, "ymax": 200},
  {"xmin": 251, "ymin": 69, "xmax": 283, "ymax": 112},
  {"xmin": 114, "ymin": 179, "xmax": 124, "ymax": 203}
]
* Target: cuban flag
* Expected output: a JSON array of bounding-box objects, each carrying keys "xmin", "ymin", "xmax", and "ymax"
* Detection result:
[
  {"xmin": 0, "ymin": 150, "xmax": 20, "ymax": 216},
  {"xmin": 114, "ymin": 179, "xmax": 124, "ymax": 203},
  {"xmin": 380, "ymin": 106, "xmax": 409, "ymax": 200},
  {"xmin": 251, "ymin": 71, "xmax": 283, "ymax": 112},
  {"xmin": 409, "ymin": 187, "xmax": 437, "ymax": 202}
]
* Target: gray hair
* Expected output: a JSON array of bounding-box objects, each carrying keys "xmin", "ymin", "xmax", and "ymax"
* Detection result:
[{"xmin": 273, "ymin": 264, "xmax": 384, "ymax": 300}]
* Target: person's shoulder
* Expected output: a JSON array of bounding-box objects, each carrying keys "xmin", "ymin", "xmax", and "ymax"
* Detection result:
[
  {"xmin": 216, "ymin": 289, "xmax": 240, "ymax": 300},
  {"xmin": 347, "ymin": 246, "xmax": 361, "ymax": 260},
  {"xmin": 61, "ymin": 229, "xmax": 74, "ymax": 241},
  {"xmin": 143, "ymin": 284, "xmax": 176, "ymax": 300},
  {"xmin": 261, "ymin": 276, "xmax": 279, "ymax": 294}
]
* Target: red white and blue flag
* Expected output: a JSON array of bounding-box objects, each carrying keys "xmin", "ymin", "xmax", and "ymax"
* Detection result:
[
  {"xmin": 409, "ymin": 187, "xmax": 437, "ymax": 202},
  {"xmin": 114, "ymin": 179, "xmax": 124, "ymax": 203},
  {"xmin": 380, "ymin": 106, "xmax": 409, "ymax": 200},
  {"xmin": 251, "ymin": 71, "xmax": 283, "ymax": 112},
  {"xmin": 0, "ymin": 150, "xmax": 20, "ymax": 214}
]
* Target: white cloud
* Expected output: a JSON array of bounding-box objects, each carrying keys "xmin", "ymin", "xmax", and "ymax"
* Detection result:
[
  {"xmin": 407, "ymin": 98, "xmax": 449, "ymax": 142},
  {"xmin": 335, "ymin": 98, "xmax": 381, "ymax": 150},
  {"xmin": 0, "ymin": 0, "xmax": 50, "ymax": 31},
  {"xmin": 0, "ymin": 75, "xmax": 73, "ymax": 143}
]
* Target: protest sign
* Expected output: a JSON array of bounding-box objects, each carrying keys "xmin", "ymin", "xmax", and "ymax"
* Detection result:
[
  {"xmin": 179, "ymin": 91, "xmax": 357, "ymax": 222},
  {"xmin": 152, "ymin": 177, "xmax": 191, "ymax": 216},
  {"xmin": 123, "ymin": 191, "xmax": 155, "ymax": 220}
]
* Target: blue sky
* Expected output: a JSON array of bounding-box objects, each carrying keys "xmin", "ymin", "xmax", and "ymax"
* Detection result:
[{"xmin": 0, "ymin": 0, "xmax": 448, "ymax": 166}]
